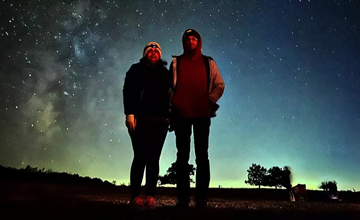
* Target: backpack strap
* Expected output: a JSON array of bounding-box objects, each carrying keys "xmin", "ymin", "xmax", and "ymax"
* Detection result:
[
  {"xmin": 202, "ymin": 55, "xmax": 212, "ymax": 91},
  {"xmin": 171, "ymin": 56, "xmax": 180, "ymax": 91}
]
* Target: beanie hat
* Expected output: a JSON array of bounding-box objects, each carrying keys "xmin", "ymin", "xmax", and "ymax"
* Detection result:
[
  {"xmin": 143, "ymin": 42, "xmax": 162, "ymax": 58},
  {"xmin": 182, "ymin": 29, "xmax": 200, "ymax": 42}
]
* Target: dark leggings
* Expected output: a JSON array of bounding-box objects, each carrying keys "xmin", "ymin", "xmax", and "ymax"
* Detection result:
[{"xmin": 129, "ymin": 119, "xmax": 168, "ymax": 199}]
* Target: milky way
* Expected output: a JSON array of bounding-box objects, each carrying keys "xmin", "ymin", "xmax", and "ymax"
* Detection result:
[{"xmin": 1, "ymin": 0, "xmax": 359, "ymax": 190}]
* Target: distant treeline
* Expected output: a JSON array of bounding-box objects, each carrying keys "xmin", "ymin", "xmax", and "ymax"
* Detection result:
[{"xmin": 0, "ymin": 165, "xmax": 115, "ymax": 187}]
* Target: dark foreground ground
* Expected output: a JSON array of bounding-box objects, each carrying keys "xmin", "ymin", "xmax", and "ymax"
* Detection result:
[{"xmin": 1, "ymin": 182, "xmax": 360, "ymax": 220}]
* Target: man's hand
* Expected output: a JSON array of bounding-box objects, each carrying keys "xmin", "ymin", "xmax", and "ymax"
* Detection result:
[{"xmin": 126, "ymin": 114, "xmax": 136, "ymax": 131}]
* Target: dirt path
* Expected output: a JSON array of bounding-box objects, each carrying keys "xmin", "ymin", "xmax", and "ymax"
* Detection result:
[{"xmin": 1, "ymin": 194, "xmax": 360, "ymax": 219}]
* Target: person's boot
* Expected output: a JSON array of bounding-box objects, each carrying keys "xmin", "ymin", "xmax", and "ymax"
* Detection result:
[
  {"xmin": 176, "ymin": 199, "xmax": 189, "ymax": 208},
  {"xmin": 195, "ymin": 199, "xmax": 207, "ymax": 209}
]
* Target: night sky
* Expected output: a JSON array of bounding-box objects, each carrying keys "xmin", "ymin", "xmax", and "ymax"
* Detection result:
[{"xmin": 1, "ymin": 0, "xmax": 359, "ymax": 191}]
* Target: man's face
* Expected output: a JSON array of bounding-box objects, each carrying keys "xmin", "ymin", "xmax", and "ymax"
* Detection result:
[
  {"xmin": 186, "ymin": 35, "xmax": 198, "ymax": 50},
  {"xmin": 146, "ymin": 48, "xmax": 160, "ymax": 63}
]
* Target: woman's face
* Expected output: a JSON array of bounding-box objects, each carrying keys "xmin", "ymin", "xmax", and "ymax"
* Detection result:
[{"xmin": 146, "ymin": 48, "xmax": 160, "ymax": 63}]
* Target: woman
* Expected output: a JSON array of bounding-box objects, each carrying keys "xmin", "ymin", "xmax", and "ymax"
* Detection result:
[{"xmin": 123, "ymin": 42, "xmax": 171, "ymax": 210}]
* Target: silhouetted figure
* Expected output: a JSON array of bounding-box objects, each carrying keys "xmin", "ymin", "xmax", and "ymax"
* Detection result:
[
  {"xmin": 123, "ymin": 42, "xmax": 171, "ymax": 210},
  {"xmin": 169, "ymin": 29, "xmax": 225, "ymax": 208},
  {"xmin": 281, "ymin": 166, "xmax": 295, "ymax": 202}
]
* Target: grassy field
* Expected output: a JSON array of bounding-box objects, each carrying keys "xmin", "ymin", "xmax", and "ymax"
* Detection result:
[{"xmin": 1, "ymin": 181, "xmax": 360, "ymax": 219}]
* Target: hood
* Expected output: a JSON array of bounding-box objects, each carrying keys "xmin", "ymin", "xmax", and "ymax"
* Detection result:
[{"xmin": 182, "ymin": 29, "xmax": 202, "ymax": 57}]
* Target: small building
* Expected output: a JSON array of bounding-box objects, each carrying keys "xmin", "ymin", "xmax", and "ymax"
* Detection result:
[{"xmin": 292, "ymin": 184, "xmax": 307, "ymax": 201}]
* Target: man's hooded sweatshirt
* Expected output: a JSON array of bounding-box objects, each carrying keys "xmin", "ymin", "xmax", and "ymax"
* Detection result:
[{"xmin": 171, "ymin": 30, "xmax": 211, "ymax": 118}]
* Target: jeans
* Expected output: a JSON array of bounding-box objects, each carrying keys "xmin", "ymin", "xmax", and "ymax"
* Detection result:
[
  {"xmin": 129, "ymin": 118, "xmax": 168, "ymax": 199},
  {"xmin": 174, "ymin": 117, "xmax": 211, "ymax": 202}
]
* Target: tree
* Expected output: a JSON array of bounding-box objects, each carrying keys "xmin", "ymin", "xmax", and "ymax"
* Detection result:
[
  {"xmin": 158, "ymin": 162, "xmax": 195, "ymax": 186},
  {"xmin": 319, "ymin": 180, "xmax": 338, "ymax": 195},
  {"xmin": 244, "ymin": 163, "xmax": 267, "ymax": 188},
  {"xmin": 263, "ymin": 166, "xmax": 283, "ymax": 189},
  {"xmin": 261, "ymin": 174, "xmax": 272, "ymax": 188}
]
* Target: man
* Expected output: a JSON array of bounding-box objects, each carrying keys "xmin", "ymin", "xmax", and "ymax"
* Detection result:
[
  {"xmin": 170, "ymin": 29, "xmax": 225, "ymax": 208},
  {"xmin": 281, "ymin": 166, "xmax": 295, "ymax": 202}
]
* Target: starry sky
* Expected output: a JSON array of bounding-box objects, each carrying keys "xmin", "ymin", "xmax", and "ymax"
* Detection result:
[{"xmin": 1, "ymin": 0, "xmax": 359, "ymax": 191}]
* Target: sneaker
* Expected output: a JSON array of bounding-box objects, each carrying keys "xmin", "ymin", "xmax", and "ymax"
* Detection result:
[
  {"xmin": 144, "ymin": 196, "xmax": 156, "ymax": 210},
  {"xmin": 176, "ymin": 199, "xmax": 189, "ymax": 208},
  {"xmin": 195, "ymin": 199, "xmax": 207, "ymax": 209},
  {"xmin": 130, "ymin": 196, "xmax": 144, "ymax": 210}
]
